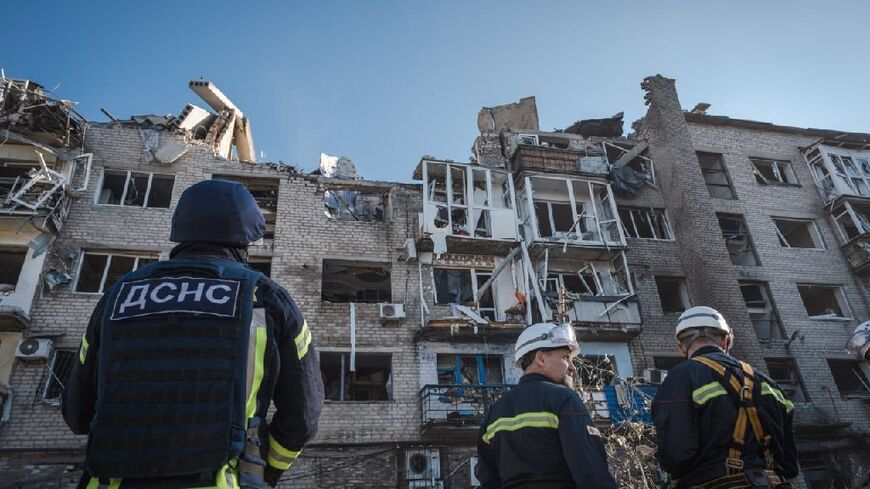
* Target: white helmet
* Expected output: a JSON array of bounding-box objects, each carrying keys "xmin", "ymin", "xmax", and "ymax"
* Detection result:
[
  {"xmin": 675, "ymin": 306, "xmax": 733, "ymax": 344},
  {"xmin": 846, "ymin": 321, "xmax": 870, "ymax": 360},
  {"xmin": 514, "ymin": 323, "xmax": 579, "ymax": 367}
]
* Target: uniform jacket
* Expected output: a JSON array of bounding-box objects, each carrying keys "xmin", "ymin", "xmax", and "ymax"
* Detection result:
[
  {"xmin": 476, "ymin": 373, "xmax": 616, "ymax": 489},
  {"xmin": 651, "ymin": 346, "xmax": 798, "ymax": 487},
  {"xmin": 63, "ymin": 245, "xmax": 324, "ymax": 488}
]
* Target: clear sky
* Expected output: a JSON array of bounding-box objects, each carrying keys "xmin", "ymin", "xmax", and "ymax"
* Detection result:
[{"xmin": 4, "ymin": 1, "xmax": 869, "ymax": 182}]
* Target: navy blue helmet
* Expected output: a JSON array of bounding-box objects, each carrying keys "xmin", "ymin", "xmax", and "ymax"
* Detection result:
[{"xmin": 170, "ymin": 180, "xmax": 266, "ymax": 246}]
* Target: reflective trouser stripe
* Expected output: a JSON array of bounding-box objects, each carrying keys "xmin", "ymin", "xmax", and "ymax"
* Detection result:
[
  {"xmin": 692, "ymin": 381, "xmax": 728, "ymax": 405},
  {"xmin": 761, "ymin": 382, "xmax": 794, "ymax": 412},
  {"xmin": 482, "ymin": 411, "xmax": 559, "ymax": 444},
  {"xmin": 80, "ymin": 333, "xmax": 90, "ymax": 364},
  {"xmin": 268, "ymin": 434, "xmax": 301, "ymax": 470},
  {"xmin": 295, "ymin": 320, "xmax": 312, "ymax": 360},
  {"xmin": 85, "ymin": 479, "xmax": 121, "ymax": 489}
]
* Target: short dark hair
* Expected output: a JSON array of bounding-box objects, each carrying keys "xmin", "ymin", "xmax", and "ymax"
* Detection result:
[{"xmin": 520, "ymin": 351, "xmax": 536, "ymax": 370}]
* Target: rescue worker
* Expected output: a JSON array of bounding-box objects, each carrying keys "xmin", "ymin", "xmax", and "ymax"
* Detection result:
[
  {"xmin": 652, "ymin": 306, "xmax": 798, "ymax": 489},
  {"xmin": 63, "ymin": 180, "xmax": 324, "ymax": 489},
  {"xmin": 476, "ymin": 322, "xmax": 616, "ymax": 489},
  {"xmin": 845, "ymin": 321, "xmax": 870, "ymax": 361}
]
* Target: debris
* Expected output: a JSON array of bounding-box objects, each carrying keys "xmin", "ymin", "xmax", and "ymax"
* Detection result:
[
  {"xmin": 42, "ymin": 270, "xmax": 71, "ymax": 290},
  {"xmin": 431, "ymin": 227, "xmax": 448, "ymax": 257},
  {"xmin": 477, "ymin": 96, "xmax": 539, "ymax": 132},
  {"xmin": 610, "ymin": 165, "xmax": 648, "ymax": 194},
  {"xmin": 563, "ymin": 112, "xmax": 624, "ymax": 138},
  {"xmin": 0, "ymin": 77, "xmax": 86, "ymax": 148},
  {"xmin": 452, "ymin": 304, "xmax": 489, "ymax": 325}
]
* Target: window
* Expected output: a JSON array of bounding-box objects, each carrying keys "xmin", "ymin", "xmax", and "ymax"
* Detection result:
[
  {"xmin": 797, "ymin": 285, "xmax": 851, "ymax": 319},
  {"xmin": 436, "ymin": 354, "xmax": 503, "ymax": 385},
  {"xmin": 576, "ymin": 354, "xmax": 617, "ymax": 389},
  {"xmin": 432, "ymin": 268, "xmax": 495, "ymax": 319},
  {"xmin": 323, "ymin": 188, "xmax": 386, "ymax": 222},
  {"xmin": 829, "ymin": 153, "xmax": 870, "ymax": 197},
  {"xmin": 321, "ymin": 260, "xmax": 391, "ymax": 303},
  {"xmin": 831, "ymin": 200, "xmax": 870, "ymax": 243},
  {"xmin": 545, "ymin": 270, "xmax": 598, "ymax": 296},
  {"xmin": 739, "ymin": 281, "xmax": 785, "ymax": 341},
  {"xmin": 524, "ymin": 177, "xmax": 622, "ymax": 244},
  {"xmin": 424, "ymin": 162, "xmax": 514, "ymax": 239},
  {"xmin": 826, "ymin": 359, "xmax": 870, "ymax": 397},
  {"xmin": 655, "ymin": 277, "xmax": 690, "ymax": 313},
  {"xmin": 41, "ymin": 350, "xmax": 76, "ymax": 405},
  {"xmin": 717, "ymin": 214, "xmax": 758, "ymax": 266},
  {"xmin": 773, "ymin": 218, "xmax": 824, "ymax": 249},
  {"xmin": 213, "ymin": 175, "xmax": 278, "ymax": 240},
  {"xmin": 697, "ymin": 152, "xmax": 735, "ymax": 199},
  {"xmin": 97, "ymin": 170, "xmax": 174, "ymax": 208},
  {"xmin": 764, "ymin": 357, "xmax": 808, "ymax": 402},
  {"xmin": 248, "ymin": 257, "xmax": 271, "ymax": 277},
  {"xmin": 0, "ymin": 248, "xmax": 27, "ymax": 288},
  {"xmin": 750, "ymin": 158, "xmax": 798, "ymax": 185},
  {"xmin": 321, "ymin": 352, "xmax": 391, "ymax": 401},
  {"xmin": 653, "ymin": 356, "xmax": 685, "ymax": 370},
  {"xmin": 618, "ymin": 207, "xmax": 673, "ymax": 240},
  {"xmin": 798, "ymin": 453, "xmax": 836, "ymax": 489},
  {"xmin": 75, "ymin": 251, "xmax": 158, "ymax": 294}
]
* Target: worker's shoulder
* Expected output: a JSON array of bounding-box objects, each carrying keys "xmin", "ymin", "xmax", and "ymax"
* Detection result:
[
  {"xmin": 522, "ymin": 378, "xmax": 581, "ymax": 404},
  {"xmin": 254, "ymin": 275, "xmax": 303, "ymax": 320}
]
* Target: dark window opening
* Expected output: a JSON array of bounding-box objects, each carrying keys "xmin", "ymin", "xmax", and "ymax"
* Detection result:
[
  {"xmin": 827, "ymin": 359, "xmax": 870, "ymax": 396},
  {"xmin": 764, "ymin": 357, "xmax": 808, "ymax": 402},
  {"xmin": 739, "ymin": 281, "xmax": 785, "ymax": 340},
  {"xmin": 655, "ymin": 277, "xmax": 689, "ymax": 313},
  {"xmin": 717, "ymin": 214, "xmax": 758, "ymax": 266},
  {"xmin": 323, "ymin": 189, "xmax": 387, "ymax": 222},
  {"xmin": 213, "ymin": 175, "xmax": 279, "ymax": 239},
  {"xmin": 774, "ymin": 218, "xmax": 823, "ymax": 249},
  {"xmin": 41, "ymin": 350, "xmax": 76, "ymax": 404},
  {"xmin": 75, "ymin": 252, "xmax": 158, "ymax": 294},
  {"xmin": 798, "ymin": 453, "xmax": 838, "ymax": 489},
  {"xmin": 436, "ymin": 354, "xmax": 503, "ymax": 385},
  {"xmin": 321, "ymin": 352, "xmax": 391, "ymax": 401},
  {"xmin": 653, "ymin": 356, "xmax": 685, "ymax": 370},
  {"xmin": 0, "ymin": 248, "xmax": 27, "ymax": 288},
  {"xmin": 797, "ymin": 285, "xmax": 848, "ymax": 318},
  {"xmin": 98, "ymin": 170, "xmax": 174, "ymax": 208},
  {"xmin": 698, "ymin": 152, "xmax": 736, "ymax": 199},
  {"xmin": 321, "ymin": 259, "xmax": 391, "ymax": 303},
  {"xmin": 248, "ymin": 257, "xmax": 272, "ymax": 277},
  {"xmin": 433, "ymin": 268, "xmax": 473, "ymax": 304},
  {"xmin": 750, "ymin": 158, "xmax": 797, "ymax": 185},
  {"xmin": 98, "ymin": 170, "xmax": 127, "ymax": 205},
  {"xmin": 148, "ymin": 174, "xmax": 174, "ymax": 208}
]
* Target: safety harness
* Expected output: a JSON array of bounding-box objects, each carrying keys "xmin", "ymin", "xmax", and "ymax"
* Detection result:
[{"xmin": 691, "ymin": 356, "xmax": 774, "ymax": 476}]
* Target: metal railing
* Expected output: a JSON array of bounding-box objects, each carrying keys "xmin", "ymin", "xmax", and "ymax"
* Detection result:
[{"xmin": 419, "ymin": 384, "xmax": 513, "ymax": 429}]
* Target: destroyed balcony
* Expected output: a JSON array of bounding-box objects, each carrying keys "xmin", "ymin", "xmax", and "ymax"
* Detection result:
[
  {"xmin": 419, "ymin": 384, "xmax": 512, "ymax": 442},
  {"xmin": 804, "ymin": 142, "xmax": 870, "ymax": 205},
  {"xmin": 415, "ymin": 158, "xmax": 519, "ymax": 256},
  {"xmin": 829, "ymin": 198, "xmax": 870, "ymax": 275},
  {"xmin": 0, "ymin": 78, "xmax": 86, "ymax": 150},
  {"xmin": 566, "ymin": 297, "xmax": 642, "ymax": 341},
  {"xmin": 511, "ymin": 144, "xmax": 611, "ymax": 177}
]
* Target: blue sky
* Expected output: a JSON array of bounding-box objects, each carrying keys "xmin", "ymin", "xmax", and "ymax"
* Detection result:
[{"xmin": 5, "ymin": 1, "xmax": 869, "ymax": 182}]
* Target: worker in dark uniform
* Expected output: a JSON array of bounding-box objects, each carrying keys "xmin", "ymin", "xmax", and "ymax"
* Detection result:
[
  {"xmin": 652, "ymin": 306, "xmax": 798, "ymax": 489},
  {"xmin": 63, "ymin": 180, "xmax": 324, "ymax": 489},
  {"xmin": 476, "ymin": 322, "xmax": 616, "ymax": 489}
]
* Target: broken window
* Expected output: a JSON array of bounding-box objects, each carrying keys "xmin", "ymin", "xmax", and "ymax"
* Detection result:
[
  {"xmin": 0, "ymin": 161, "xmax": 39, "ymax": 200},
  {"xmin": 797, "ymin": 284, "xmax": 850, "ymax": 319},
  {"xmin": 831, "ymin": 201, "xmax": 870, "ymax": 243},
  {"xmin": 697, "ymin": 152, "xmax": 736, "ymax": 199},
  {"xmin": 750, "ymin": 158, "xmax": 798, "ymax": 185},
  {"xmin": 75, "ymin": 251, "xmax": 158, "ymax": 294},
  {"xmin": 739, "ymin": 281, "xmax": 785, "ymax": 340},
  {"xmin": 576, "ymin": 354, "xmax": 617, "ymax": 389},
  {"xmin": 525, "ymin": 177, "xmax": 614, "ymax": 243},
  {"xmin": 832, "ymin": 154, "xmax": 870, "ymax": 196},
  {"xmin": 773, "ymin": 218, "xmax": 824, "ymax": 249},
  {"xmin": 321, "ymin": 260, "xmax": 391, "ymax": 303},
  {"xmin": 321, "ymin": 352, "xmax": 391, "ymax": 401},
  {"xmin": 655, "ymin": 277, "xmax": 690, "ymax": 313},
  {"xmin": 0, "ymin": 248, "xmax": 28, "ymax": 290},
  {"xmin": 432, "ymin": 268, "xmax": 494, "ymax": 318},
  {"xmin": 826, "ymin": 359, "xmax": 870, "ymax": 397},
  {"xmin": 248, "ymin": 257, "xmax": 272, "ymax": 277},
  {"xmin": 618, "ymin": 207, "xmax": 673, "ymax": 240},
  {"xmin": 436, "ymin": 354, "xmax": 503, "ymax": 385},
  {"xmin": 717, "ymin": 214, "xmax": 758, "ymax": 266},
  {"xmin": 41, "ymin": 350, "xmax": 76, "ymax": 405},
  {"xmin": 323, "ymin": 188, "xmax": 387, "ymax": 222},
  {"xmin": 764, "ymin": 357, "xmax": 808, "ymax": 403},
  {"xmin": 213, "ymin": 175, "xmax": 278, "ymax": 239},
  {"xmin": 97, "ymin": 170, "xmax": 174, "ymax": 208},
  {"xmin": 545, "ymin": 271, "xmax": 599, "ymax": 296}
]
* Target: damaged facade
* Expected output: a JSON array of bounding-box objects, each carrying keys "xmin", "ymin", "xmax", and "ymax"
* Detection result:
[{"xmin": 0, "ymin": 74, "xmax": 867, "ymax": 489}]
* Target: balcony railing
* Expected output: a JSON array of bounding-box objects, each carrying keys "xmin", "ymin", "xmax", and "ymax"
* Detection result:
[{"xmin": 420, "ymin": 384, "xmax": 513, "ymax": 430}]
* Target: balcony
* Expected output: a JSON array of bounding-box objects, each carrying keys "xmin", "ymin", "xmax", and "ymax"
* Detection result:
[
  {"xmin": 415, "ymin": 318, "xmax": 524, "ymax": 343},
  {"xmin": 420, "ymin": 384, "xmax": 512, "ymax": 442},
  {"xmin": 511, "ymin": 145, "xmax": 609, "ymax": 178},
  {"xmin": 804, "ymin": 142, "xmax": 870, "ymax": 205}
]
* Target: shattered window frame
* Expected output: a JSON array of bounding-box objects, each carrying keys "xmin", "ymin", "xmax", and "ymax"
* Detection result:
[
  {"xmin": 0, "ymin": 247, "xmax": 29, "ymax": 290},
  {"xmin": 40, "ymin": 349, "xmax": 77, "ymax": 405},
  {"xmin": 247, "ymin": 256, "xmax": 272, "ymax": 277},
  {"xmin": 617, "ymin": 207, "xmax": 674, "ymax": 240},
  {"xmin": 738, "ymin": 281, "xmax": 786, "ymax": 341},
  {"xmin": 322, "ymin": 186, "xmax": 388, "ymax": 223},
  {"xmin": 95, "ymin": 169, "xmax": 175, "ymax": 209},
  {"xmin": 764, "ymin": 357, "xmax": 808, "ymax": 403},
  {"xmin": 654, "ymin": 276, "xmax": 690, "ymax": 313},
  {"xmin": 436, "ymin": 353, "xmax": 504, "ymax": 386},
  {"xmin": 831, "ymin": 201, "xmax": 870, "ymax": 244},
  {"xmin": 796, "ymin": 284, "xmax": 852, "ymax": 320},
  {"xmin": 320, "ymin": 351, "xmax": 393, "ymax": 402},
  {"xmin": 73, "ymin": 251, "xmax": 158, "ymax": 294},
  {"xmin": 603, "ymin": 141, "xmax": 656, "ymax": 185},
  {"xmin": 717, "ymin": 213, "xmax": 759, "ymax": 266},
  {"xmin": 749, "ymin": 157, "xmax": 798, "ymax": 186},
  {"xmin": 432, "ymin": 267, "xmax": 495, "ymax": 319},
  {"xmin": 697, "ymin": 151, "xmax": 736, "ymax": 200},
  {"xmin": 772, "ymin": 217, "xmax": 825, "ymax": 249},
  {"xmin": 826, "ymin": 359, "xmax": 870, "ymax": 397},
  {"xmin": 320, "ymin": 259, "xmax": 392, "ymax": 304}
]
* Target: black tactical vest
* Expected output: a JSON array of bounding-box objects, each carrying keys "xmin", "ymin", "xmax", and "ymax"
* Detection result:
[{"xmin": 85, "ymin": 259, "xmax": 262, "ymax": 478}]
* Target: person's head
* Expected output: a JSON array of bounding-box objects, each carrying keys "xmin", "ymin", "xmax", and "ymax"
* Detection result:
[
  {"xmin": 170, "ymin": 180, "xmax": 266, "ymax": 249},
  {"xmin": 846, "ymin": 321, "xmax": 870, "ymax": 360},
  {"xmin": 515, "ymin": 323, "xmax": 579, "ymax": 384},
  {"xmin": 674, "ymin": 306, "xmax": 734, "ymax": 358}
]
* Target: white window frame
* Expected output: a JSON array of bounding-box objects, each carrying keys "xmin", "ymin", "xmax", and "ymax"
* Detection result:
[
  {"xmin": 73, "ymin": 251, "xmax": 158, "ymax": 294},
  {"xmin": 41, "ymin": 349, "xmax": 77, "ymax": 404},
  {"xmin": 95, "ymin": 169, "xmax": 175, "ymax": 208},
  {"xmin": 831, "ymin": 201, "xmax": 870, "ymax": 244},
  {"xmin": 619, "ymin": 207, "xmax": 674, "ymax": 240},
  {"xmin": 772, "ymin": 217, "xmax": 825, "ymax": 249},
  {"xmin": 432, "ymin": 267, "xmax": 497, "ymax": 317},
  {"xmin": 749, "ymin": 157, "xmax": 797, "ymax": 185},
  {"xmin": 796, "ymin": 284, "xmax": 852, "ymax": 320},
  {"xmin": 517, "ymin": 134, "xmax": 539, "ymax": 146}
]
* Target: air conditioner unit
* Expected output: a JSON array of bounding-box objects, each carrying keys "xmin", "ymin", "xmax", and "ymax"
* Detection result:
[
  {"xmin": 643, "ymin": 368, "xmax": 668, "ymax": 384},
  {"xmin": 379, "ymin": 303, "xmax": 406, "ymax": 320},
  {"xmin": 16, "ymin": 338, "xmax": 53, "ymax": 361},
  {"xmin": 469, "ymin": 456, "xmax": 481, "ymax": 486},
  {"xmin": 405, "ymin": 448, "xmax": 441, "ymax": 481}
]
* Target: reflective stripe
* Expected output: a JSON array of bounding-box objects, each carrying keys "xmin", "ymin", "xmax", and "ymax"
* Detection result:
[
  {"xmin": 80, "ymin": 333, "xmax": 90, "ymax": 364},
  {"xmin": 268, "ymin": 434, "xmax": 301, "ymax": 470},
  {"xmin": 692, "ymin": 381, "xmax": 728, "ymax": 405},
  {"xmin": 245, "ymin": 325, "xmax": 267, "ymax": 420},
  {"xmin": 295, "ymin": 320, "xmax": 312, "ymax": 360},
  {"xmin": 761, "ymin": 382, "xmax": 794, "ymax": 412},
  {"xmin": 482, "ymin": 411, "xmax": 559, "ymax": 444},
  {"xmin": 85, "ymin": 478, "xmax": 121, "ymax": 489},
  {"xmin": 216, "ymin": 463, "xmax": 237, "ymax": 489}
]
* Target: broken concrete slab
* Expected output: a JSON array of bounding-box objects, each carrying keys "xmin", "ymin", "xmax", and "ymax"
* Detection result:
[
  {"xmin": 563, "ymin": 112, "xmax": 624, "ymax": 138},
  {"xmin": 477, "ymin": 96, "xmax": 539, "ymax": 133}
]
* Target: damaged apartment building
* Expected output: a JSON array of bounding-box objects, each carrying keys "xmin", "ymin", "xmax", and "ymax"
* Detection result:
[{"xmin": 0, "ymin": 73, "xmax": 868, "ymax": 489}]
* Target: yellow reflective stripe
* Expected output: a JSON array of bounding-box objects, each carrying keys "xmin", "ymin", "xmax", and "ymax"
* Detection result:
[
  {"xmin": 482, "ymin": 411, "xmax": 559, "ymax": 444},
  {"xmin": 761, "ymin": 382, "xmax": 794, "ymax": 412},
  {"xmin": 216, "ymin": 462, "xmax": 237, "ymax": 489},
  {"xmin": 79, "ymin": 333, "xmax": 90, "ymax": 364},
  {"xmin": 295, "ymin": 320, "xmax": 312, "ymax": 360},
  {"xmin": 245, "ymin": 326, "xmax": 267, "ymax": 420},
  {"xmin": 85, "ymin": 479, "xmax": 121, "ymax": 489},
  {"xmin": 268, "ymin": 434, "xmax": 301, "ymax": 470},
  {"xmin": 692, "ymin": 381, "xmax": 728, "ymax": 405}
]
